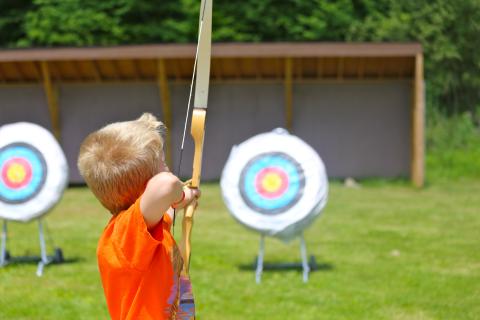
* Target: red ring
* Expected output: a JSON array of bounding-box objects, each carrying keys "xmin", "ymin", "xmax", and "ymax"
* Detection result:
[
  {"xmin": 255, "ymin": 167, "xmax": 289, "ymax": 199},
  {"xmin": 1, "ymin": 157, "xmax": 33, "ymax": 189}
]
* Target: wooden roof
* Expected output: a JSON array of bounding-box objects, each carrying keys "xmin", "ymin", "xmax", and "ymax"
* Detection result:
[{"xmin": 0, "ymin": 43, "xmax": 421, "ymax": 83}]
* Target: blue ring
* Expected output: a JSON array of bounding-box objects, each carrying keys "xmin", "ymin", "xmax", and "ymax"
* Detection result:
[{"xmin": 0, "ymin": 143, "xmax": 47, "ymax": 204}]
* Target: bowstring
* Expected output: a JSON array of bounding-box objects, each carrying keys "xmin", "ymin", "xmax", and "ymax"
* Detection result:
[{"xmin": 173, "ymin": 1, "xmax": 208, "ymax": 233}]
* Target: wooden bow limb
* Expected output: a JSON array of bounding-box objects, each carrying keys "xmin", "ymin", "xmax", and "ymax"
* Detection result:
[{"xmin": 180, "ymin": 109, "xmax": 206, "ymax": 274}]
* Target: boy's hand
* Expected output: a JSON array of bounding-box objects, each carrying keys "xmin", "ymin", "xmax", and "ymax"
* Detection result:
[{"xmin": 172, "ymin": 186, "xmax": 201, "ymax": 210}]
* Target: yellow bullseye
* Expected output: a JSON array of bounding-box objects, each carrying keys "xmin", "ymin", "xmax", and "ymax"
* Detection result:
[
  {"xmin": 261, "ymin": 172, "xmax": 282, "ymax": 192},
  {"xmin": 7, "ymin": 163, "xmax": 27, "ymax": 183}
]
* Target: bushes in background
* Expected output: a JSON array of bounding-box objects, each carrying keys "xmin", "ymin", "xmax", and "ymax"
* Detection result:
[{"xmin": 427, "ymin": 108, "xmax": 480, "ymax": 181}]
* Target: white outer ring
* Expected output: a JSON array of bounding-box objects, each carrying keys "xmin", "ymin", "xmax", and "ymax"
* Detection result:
[
  {"xmin": 0, "ymin": 122, "xmax": 68, "ymax": 222},
  {"xmin": 221, "ymin": 128, "xmax": 328, "ymax": 240}
]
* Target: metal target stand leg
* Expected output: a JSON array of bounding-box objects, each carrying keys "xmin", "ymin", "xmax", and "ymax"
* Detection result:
[
  {"xmin": 255, "ymin": 235, "xmax": 265, "ymax": 283},
  {"xmin": 255, "ymin": 233, "xmax": 314, "ymax": 283},
  {"xmin": 0, "ymin": 220, "xmax": 8, "ymax": 267},
  {"xmin": 300, "ymin": 234, "xmax": 310, "ymax": 283},
  {"xmin": 36, "ymin": 219, "xmax": 52, "ymax": 277}
]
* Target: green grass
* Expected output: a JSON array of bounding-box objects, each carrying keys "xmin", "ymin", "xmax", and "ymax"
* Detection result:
[{"xmin": 1, "ymin": 180, "xmax": 479, "ymax": 319}]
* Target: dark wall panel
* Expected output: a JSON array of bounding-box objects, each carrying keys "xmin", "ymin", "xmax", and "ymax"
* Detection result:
[
  {"xmin": 293, "ymin": 82, "xmax": 411, "ymax": 178},
  {"xmin": 1, "ymin": 81, "xmax": 411, "ymax": 183},
  {"xmin": 60, "ymin": 83, "xmax": 163, "ymax": 183},
  {"xmin": 0, "ymin": 86, "xmax": 52, "ymax": 130}
]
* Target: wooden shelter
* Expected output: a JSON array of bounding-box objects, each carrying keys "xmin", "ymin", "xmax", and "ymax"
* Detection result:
[{"xmin": 0, "ymin": 42, "xmax": 424, "ymax": 186}]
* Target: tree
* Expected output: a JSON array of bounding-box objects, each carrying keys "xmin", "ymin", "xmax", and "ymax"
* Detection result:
[
  {"xmin": 17, "ymin": 0, "xmax": 129, "ymax": 47},
  {"xmin": 0, "ymin": 0, "xmax": 478, "ymax": 115},
  {"xmin": 0, "ymin": 0, "xmax": 31, "ymax": 48}
]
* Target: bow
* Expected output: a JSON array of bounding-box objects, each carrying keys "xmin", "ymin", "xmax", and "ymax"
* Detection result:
[{"xmin": 177, "ymin": 0, "xmax": 212, "ymax": 317}]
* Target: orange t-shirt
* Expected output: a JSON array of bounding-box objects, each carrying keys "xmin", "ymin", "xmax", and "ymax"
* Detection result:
[{"xmin": 97, "ymin": 197, "xmax": 183, "ymax": 320}]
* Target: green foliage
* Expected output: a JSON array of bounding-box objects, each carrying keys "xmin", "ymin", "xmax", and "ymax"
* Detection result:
[
  {"xmin": 426, "ymin": 108, "xmax": 480, "ymax": 181},
  {"xmin": 15, "ymin": 0, "xmax": 199, "ymax": 46},
  {"xmin": 18, "ymin": 0, "xmax": 131, "ymax": 47},
  {"xmin": 1, "ymin": 183, "xmax": 480, "ymax": 319},
  {"xmin": 0, "ymin": 0, "xmax": 31, "ymax": 47},
  {"xmin": 213, "ymin": 0, "xmax": 355, "ymax": 42},
  {"xmin": 120, "ymin": 0, "xmax": 195, "ymax": 43},
  {"xmin": 0, "ymin": 0, "xmax": 479, "ymax": 118},
  {"xmin": 348, "ymin": 0, "xmax": 480, "ymax": 116}
]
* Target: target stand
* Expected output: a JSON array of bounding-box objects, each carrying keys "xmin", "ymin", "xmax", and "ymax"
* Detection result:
[
  {"xmin": 255, "ymin": 233, "xmax": 317, "ymax": 283},
  {"xmin": 221, "ymin": 129, "xmax": 328, "ymax": 284},
  {"xmin": 0, "ymin": 219, "xmax": 64, "ymax": 276},
  {"xmin": 0, "ymin": 122, "xmax": 69, "ymax": 276}
]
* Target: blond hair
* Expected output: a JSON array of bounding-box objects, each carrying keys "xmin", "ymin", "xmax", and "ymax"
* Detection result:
[{"xmin": 78, "ymin": 113, "xmax": 166, "ymax": 214}]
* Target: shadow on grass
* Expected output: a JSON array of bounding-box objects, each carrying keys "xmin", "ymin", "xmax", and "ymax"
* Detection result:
[
  {"xmin": 1, "ymin": 255, "xmax": 84, "ymax": 266},
  {"xmin": 238, "ymin": 258, "xmax": 334, "ymax": 273}
]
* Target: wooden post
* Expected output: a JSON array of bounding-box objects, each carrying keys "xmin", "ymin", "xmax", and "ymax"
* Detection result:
[
  {"xmin": 411, "ymin": 53, "xmax": 425, "ymax": 187},
  {"xmin": 40, "ymin": 61, "xmax": 61, "ymax": 141},
  {"xmin": 285, "ymin": 57, "xmax": 293, "ymax": 132},
  {"xmin": 157, "ymin": 59, "xmax": 173, "ymax": 167}
]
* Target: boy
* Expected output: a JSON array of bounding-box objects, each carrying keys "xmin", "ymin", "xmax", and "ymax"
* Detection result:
[{"xmin": 77, "ymin": 113, "xmax": 199, "ymax": 319}]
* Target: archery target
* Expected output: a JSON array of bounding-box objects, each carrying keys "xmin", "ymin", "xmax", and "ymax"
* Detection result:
[
  {"xmin": 221, "ymin": 128, "xmax": 328, "ymax": 241},
  {"xmin": 0, "ymin": 143, "xmax": 47, "ymax": 203},
  {"xmin": 239, "ymin": 152, "xmax": 305, "ymax": 215},
  {"xmin": 0, "ymin": 123, "xmax": 68, "ymax": 222}
]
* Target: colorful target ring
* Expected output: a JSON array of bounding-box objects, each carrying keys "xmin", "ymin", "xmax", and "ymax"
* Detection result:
[
  {"xmin": 221, "ymin": 128, "xmax": 328, "ymax": 241},
  {"xmin": 240, "ymin": 152, "xmax": 305, "ymax": 215},
  {"xmin": 0, "ymin": 122, "xmax": 68, "ymax": 222},
  {"xmin": 0, "ymin": 143, "xmax": 47, "ymax": 204}
]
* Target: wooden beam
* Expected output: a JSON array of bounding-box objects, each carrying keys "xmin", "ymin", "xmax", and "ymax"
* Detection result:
[
  {"xmin": 30, "ymin": 61, "xmax": 41, "ymax": 80},
  {"xmin": 296, "ymin": 58, "xmax": 303, "ymax": 80},
  {"xmin": 234, "ymin": 58, "xmax": 242, "ymax": 80},
  {"xmin": 377, "ymin": 58, "xmax": 385, "ymax": 78},
  {"xmin": 215, "ymin": 58, "xmax": 223, "ymax": 81},
  {"xmin": 396, "ymin": 58, "xmax": 404, "ymax": 79},
  {"xmin": 111, "ymin": 60, "xmax": 123, "ymax": 80},
  {"xmin": 316, "ymin": 58, "xmax": 323, "ymax": 79},
  {"xmin": 0, "ymin": 63, "xmax": 18, "ymax": 80},
  {"xmin": 284, "ymin": 57, "xmax": 294, "ymax": 132},
  {"xmin": 173, "ymin": 60, "xmax": 182, "ymax": 82},
  {"xmin": 0, "ymin": 64, "xmax": 6, "ymax": 82},
  {"xmin": 337, "ymin": 57, "xmax": 344, "ymax": 80},
  {"xmin": 411, "ymin": 53, "xmax": 425, "ymax": 187},
  {"xmin": 275, "ymin": 58, "xmax": 282, "ymax": 80},
  {"xmin": 69, "ymin": 60, "xmax": 84, "ymax": 81},
  {"xmin": 255, "ymin": 58, "xmax": 261, "ymax": 80},
  {"xmin": 132, "ymin": 60, "xmax": 142, "ymax": 80},
  {"xmin": 157, "ymin": 59, "xmax": 173, "ymax": 167},
  {"xmin": 13, "ymin": 62, "xmax": 28, "ymax": 80},
  {"xmin": 357, "ymin": 58, "xmax": 365, "ymax": 79},
  {"xmin": 90, "ymin": 60, "xmax": 102, "ymax": 82},
  {"xmin": 0, "ymin": 43, "xmax": 422, "ymax": 63},
  {"xmin": 48, "ymin": 62, "xmax": 62, "ymax": 82},
  {"xmin": 40, "ymin": 61, "xmax": 61, "ymax": 140}
]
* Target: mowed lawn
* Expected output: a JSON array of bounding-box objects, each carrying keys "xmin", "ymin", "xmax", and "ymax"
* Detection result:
[{"xmin": 0, "ymin": 180, "xmax": 479, "ymax": 320}]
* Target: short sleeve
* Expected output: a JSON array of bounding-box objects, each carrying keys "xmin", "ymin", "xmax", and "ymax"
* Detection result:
[{"xmin": 110, "ymin": 197, "xmax": 164, "ymax": 270}]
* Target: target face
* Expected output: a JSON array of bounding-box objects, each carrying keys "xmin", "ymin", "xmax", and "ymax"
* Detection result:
[
  {"xmin": 240, "ymin": 152, "xmax": 305, "ymax": 215},
  {"xmin": 0, "ymin": 122, "xmax": 68, "ymax": 222},
  {"xmin": 0, "ymin": 143, "xmax": 47, "ymax": 203},
  {"xmin": 221, "ymin": 128, "xmax": 328, "ymax": 241}
]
